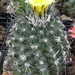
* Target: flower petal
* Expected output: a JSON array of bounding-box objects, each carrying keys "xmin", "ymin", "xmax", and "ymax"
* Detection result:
[
  {"xmin": 25, "ymin": 0, "xmax": 55, "ymax": 16},
  {"xmin": 68, "ymin": 30, "xmax": 75, "ymax": 34},
  {"xmin": 69, "ymin": 34, "xmax": 75, "ymax": 38},
  {"xmin": 72, "ymin": 28, "xmax": 75, "ymax": 31}
]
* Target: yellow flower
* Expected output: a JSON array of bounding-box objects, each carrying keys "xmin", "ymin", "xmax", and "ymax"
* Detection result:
[{"xmin": 25, "ymin": 0, "xmax": 55, "ymax": 16}]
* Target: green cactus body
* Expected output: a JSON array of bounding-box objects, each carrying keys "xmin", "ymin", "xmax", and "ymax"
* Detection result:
[
  {"xmin": 9, "ymin": 3, "xmax": 69, "ymax": 75},
  {"xmin": 62, "ymin": 0, "xmax": 75, "ymax": 17}
]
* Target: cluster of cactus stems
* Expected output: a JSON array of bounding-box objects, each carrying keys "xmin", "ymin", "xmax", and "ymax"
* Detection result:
[{"xmin": 8, "ymin": 1, "xmax": 70, "ymax": 75}]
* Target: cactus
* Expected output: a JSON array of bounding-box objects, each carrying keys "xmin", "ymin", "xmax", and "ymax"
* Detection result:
[
  {"xmin": 9, "ymin": 1, "xmax": 69, "ymax": 75},
  {"xmin": 62, "ymin": 0, "xmax": 75, "ymax": 18}
]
